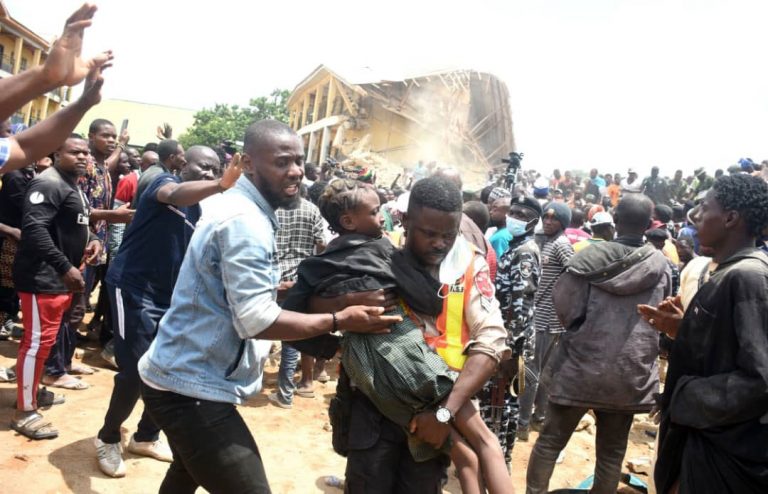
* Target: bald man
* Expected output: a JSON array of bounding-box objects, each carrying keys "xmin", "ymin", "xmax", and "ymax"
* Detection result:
[
  {"xmin": 140, "ymin": 150, "xmax": 159, "ymax": 172},
  {"xmin": 137, "ymin": 121, "xmax": 398, "ymax": 492},
  {"xmin": 95, "ymin": 145, "xmax": 234, "ymax": 477},
  {"xmin": 527, "ymin": 194, "xmax": 671, "ymax": 494}
]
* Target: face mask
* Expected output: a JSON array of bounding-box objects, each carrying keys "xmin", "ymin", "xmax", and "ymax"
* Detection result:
[{"xmin": 506, "ymin": 217, "xmax": 529, "ymax": 237}]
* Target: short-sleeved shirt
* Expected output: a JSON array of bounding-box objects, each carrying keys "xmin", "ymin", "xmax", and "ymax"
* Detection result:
[
  {"xmin": 78, "ymin": 162, "xmax": 112, "ymax": 262},
  {"xmin": 0, "ymin": 137, "xmax": 11, "ymax": 170},
  {"xmin": 106, "ymin": 174, "xmax": 200, "ymax": 304},
  {"xmin": 114, "ymin": 171, "xmax": 138, "ymax": 205}
]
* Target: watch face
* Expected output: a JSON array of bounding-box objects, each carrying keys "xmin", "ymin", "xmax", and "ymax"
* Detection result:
[{"xmin": 436, "ymin": 407, "xmax": 451, "ymax": 423}]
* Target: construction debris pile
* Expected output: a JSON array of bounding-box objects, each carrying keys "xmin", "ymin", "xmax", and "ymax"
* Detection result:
[{"xmin": 287, "ymin": 66, "xmax": 515, "ymax": 189}]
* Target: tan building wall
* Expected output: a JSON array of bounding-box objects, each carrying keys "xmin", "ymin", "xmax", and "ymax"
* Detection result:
[{"xmin": 0, "ymin": 2, "xmax": 70, "ymax": 127}]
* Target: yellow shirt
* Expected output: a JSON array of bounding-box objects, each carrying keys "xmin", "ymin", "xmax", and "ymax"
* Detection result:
[{"xmin": 573, "ymin": 238, "xmax": 605, "ymax": 253}]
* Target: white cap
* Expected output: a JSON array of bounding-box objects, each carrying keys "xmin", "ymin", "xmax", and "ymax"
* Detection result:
[{"xmin": 590, "ymin": 211, "xmax": 614, "ymax": 227}]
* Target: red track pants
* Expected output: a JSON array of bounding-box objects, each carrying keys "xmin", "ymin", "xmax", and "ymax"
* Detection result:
[{"xmin": 16, "ymin": 292, "xmax": 72, "ymax": 411}]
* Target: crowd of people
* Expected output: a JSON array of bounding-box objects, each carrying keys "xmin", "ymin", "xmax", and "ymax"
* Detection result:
[{"xmin": 0, "ymin": 4, "xmax": 767, "ymax": 494}]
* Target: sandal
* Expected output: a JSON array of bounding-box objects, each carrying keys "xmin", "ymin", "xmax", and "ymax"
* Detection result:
[
  {"xmin": 0, "ymin": 366, "xmax": 16, "ymax": 383},
  {"xmin": 13, "ymin": 387, "xmax": 65, "ymax": 408},
  {"xmin": 11, "ymin": 413, "xmax": 59, "ymax": 440},
  {"xmin": 37, "ymin": 387, "xmax": 66, "ymax": 407},
  {"xmin": 295, "ymin": 388, "xmax": 315, "ymax": 398},
  {"xmin": 67, "ymin": 363, "xmax": 95, "ymax": 375},
  {"xmin": 315, "ymin": 370, "xmax": 330, "ymax": 383},
  {"xmin": 42, "ymin": 374, "xmax": 90, "ymax": 390}
]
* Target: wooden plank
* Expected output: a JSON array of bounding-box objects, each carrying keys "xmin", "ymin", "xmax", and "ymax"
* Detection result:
[
  {"xmin": 301, "ymin": 93, "xmax": 310, "ymax": 128},
  {"xmin": 312, "ymin": 85, "xmax": 323, "ymax": 124},
  {"xmin": 296, "ymin": 115, "xmax": 347, "ymax": 135},
  {"xmin": 325, "ymin": 79, "xmax": 337, "ymax": 119},
  {"xmin": 336, "ymin": 81, "xmax": 358, "ymax": 117}
]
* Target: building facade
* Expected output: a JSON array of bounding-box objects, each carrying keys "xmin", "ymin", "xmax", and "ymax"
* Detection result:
[
  {"xmin": 287, "ymin": 65, "xmax": 515, "ymax": 188},
  {"xmin": 0, "ymin": 1, "xmax": 71, "ymax": 127}
]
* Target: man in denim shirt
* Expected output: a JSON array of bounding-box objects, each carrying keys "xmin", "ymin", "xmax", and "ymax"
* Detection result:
[{"xmin": 137, "ymin": 120, "xmax": 399, "ymax": 494}]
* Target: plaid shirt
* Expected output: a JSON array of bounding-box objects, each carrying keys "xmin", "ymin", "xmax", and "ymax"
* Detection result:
[
  {"xmin": 0, "ymin": 137, "xmax": 10, "ymax": 170},
  {"xmin": 275, "ymin": 199, "xmax": 325, "ymax": 282}
]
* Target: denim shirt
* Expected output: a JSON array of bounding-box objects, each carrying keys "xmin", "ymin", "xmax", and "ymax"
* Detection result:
[{"xmin": 138, "ymin": 176, "xmax": 280, "ymax": 404}]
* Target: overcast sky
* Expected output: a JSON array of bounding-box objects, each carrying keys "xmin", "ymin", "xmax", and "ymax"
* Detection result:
[{"xmin": 7, "ymin": 0, "xmax": 768, "ymax": 177}]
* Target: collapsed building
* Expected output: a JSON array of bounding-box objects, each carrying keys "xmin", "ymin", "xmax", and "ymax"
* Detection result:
[{"xmin": 286, "ymin": 65, "xmax": 515, "ymax": 189}]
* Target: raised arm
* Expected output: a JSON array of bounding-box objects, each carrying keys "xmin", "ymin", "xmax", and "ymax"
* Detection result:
[
  {"xmin": 0, "ymin": 3, "xmax": 111, "ymax": 121},
  {"xmin": 6, "ymin": 62, "xmax": 110, "ymax": 172},
  {"xmin": 156, "ymin": 153, "xmax": 242, "ymax": 207}
]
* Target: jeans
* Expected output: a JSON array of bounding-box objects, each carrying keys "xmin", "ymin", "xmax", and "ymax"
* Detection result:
[
  {"xmin": 519, "ymin": 331, "xmax": 559, "ymax": 427},
  {"xmin": 97, "ymin": 284, "xmax": 165, "ymax": 444},
  {"xmin": 526, "ymin": 403, "xmax": 634, "ymax": 494},
  {"xmin": 141, "ymin": 384, "xmax": 271, "ymax": 494},
  {"xmin": 277, "ymin": 343, "xmax": 300, "ymax": 403}
]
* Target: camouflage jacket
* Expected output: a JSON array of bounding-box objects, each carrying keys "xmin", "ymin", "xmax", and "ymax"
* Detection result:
[{"xmin": 495, "ymin": 234, "xmax": 540, "ymax": 361}]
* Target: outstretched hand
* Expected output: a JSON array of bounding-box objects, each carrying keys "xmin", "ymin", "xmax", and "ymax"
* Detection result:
[
  {"xmin": 78, "ymin": 62, "xmax": 111, "ymax": 108},
  {"xmin": 335, "ymin": 305, "xmax": 401, "ymax": 334},
  {"xmin": 638, "ymin": 295, "xmax": 684, "ymax": 339},
  {"xmin": 43, "ymin": 4, "xmax": 114, "ymax": 87},
  {"xmin": 219, "ymin": 153, "xmax": 243, "ymax": 190}
]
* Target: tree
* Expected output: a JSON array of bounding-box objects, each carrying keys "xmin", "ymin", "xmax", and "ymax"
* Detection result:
[{"xmin": 179, "ymin": 89, "xmax": 290, "ymax": 149}]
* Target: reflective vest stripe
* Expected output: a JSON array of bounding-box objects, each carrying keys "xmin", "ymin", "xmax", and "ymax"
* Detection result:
[{"xmin": 435, "ymin": 259, "xmax": 474, "ymax": 371}]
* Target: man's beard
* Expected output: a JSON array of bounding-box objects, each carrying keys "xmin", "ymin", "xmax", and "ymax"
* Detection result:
[{"xmin": 261, "ymin": 183, "xmax": 301, "ymax": 210}]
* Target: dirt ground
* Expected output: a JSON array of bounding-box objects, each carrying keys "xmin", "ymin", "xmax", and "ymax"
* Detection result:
[{"xmin": 0, "ymin": 316, "xmax": 656, "ymax": 494}]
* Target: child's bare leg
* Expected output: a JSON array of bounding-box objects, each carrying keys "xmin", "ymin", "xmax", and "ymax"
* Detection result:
[
  {"xmin": 450, "ymin": 429, "xmax": 483, "ymax": 494},
  {"xmin": 453, "ymin": 401, "xmax": 515, "ymax": 494}
]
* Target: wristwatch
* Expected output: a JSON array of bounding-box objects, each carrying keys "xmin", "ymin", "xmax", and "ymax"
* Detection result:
[{"xmin": 435, "ymin": 406, "xmax": 453, "ymax": 424}]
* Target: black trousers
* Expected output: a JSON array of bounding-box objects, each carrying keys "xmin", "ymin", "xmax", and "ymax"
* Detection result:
[
  {"xmin": 141, "ymin": 384, "xmax": 271, "ymax": 494},
  {"xmin": 344, "ymin": 391, "xmax": 447, "ymax": 494},
  {"xmin": 97, "ymin": 284, "xmax": 163, "ymax": 444}
]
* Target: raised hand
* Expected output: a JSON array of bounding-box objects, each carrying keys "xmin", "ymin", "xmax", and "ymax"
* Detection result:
[
  {"xmin": 118, "ymin": 129, "xmax": 130, "ymax": 146},
  {"xmin": 43, "ymin": 4, "xmax": 114, "ymax": 87},
  {"xmin": 78, "ymin": 63, "xmax": 111, "ymax": 108},
  {"xmin": 219, "ymin": 153, "xmax": 243, "ymax": 190}
]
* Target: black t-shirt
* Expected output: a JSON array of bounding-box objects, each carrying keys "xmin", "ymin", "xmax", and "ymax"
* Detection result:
[
  {"xmin": 0, "ymin": 167, "xmax": 34, "ymax": 228},
  {"xmin": 13, "ymin": 167, "xmax": 93, "ymax": 294}
]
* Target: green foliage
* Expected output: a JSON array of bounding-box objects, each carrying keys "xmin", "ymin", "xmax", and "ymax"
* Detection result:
[{"xmin": 179, "ymin": 89, "xmax": 291, "ymax": 149}]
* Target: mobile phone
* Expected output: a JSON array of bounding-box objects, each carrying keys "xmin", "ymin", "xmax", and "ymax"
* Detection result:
[{"xmin": 120, "ymin": 119, "xmax": 129, "ymax": 133}]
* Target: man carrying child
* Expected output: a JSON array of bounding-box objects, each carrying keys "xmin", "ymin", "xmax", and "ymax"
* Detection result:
[{"xmin": 291, "ymin": 176, "xmax": 512, "ymax": 493}]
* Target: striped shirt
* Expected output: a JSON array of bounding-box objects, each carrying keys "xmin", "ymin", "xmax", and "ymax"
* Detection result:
[
  {"xmin": 0, "ymin": 137, "xmax": 10, "ymax": 170},
  {"xmin": 533, "ymin": 233, "xmax": 574, "ymax": 333}
]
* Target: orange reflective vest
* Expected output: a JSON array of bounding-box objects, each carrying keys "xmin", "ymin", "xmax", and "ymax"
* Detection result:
[{"xmin": 424, "ymin": 258, "xmax": 475, "ymax": 371}]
